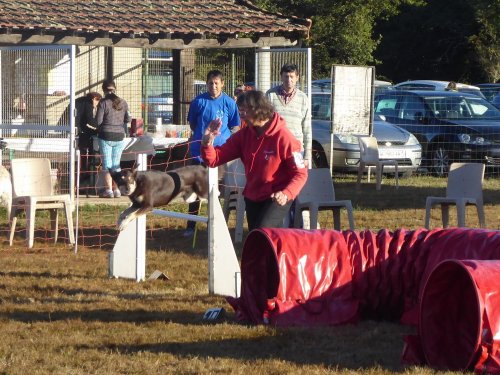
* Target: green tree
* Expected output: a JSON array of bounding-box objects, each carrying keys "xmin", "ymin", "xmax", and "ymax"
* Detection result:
[
  {"xmin": 468, "ymin": 0, "xmax": 500, "ymax": 82},
  {"xmin": 253, "ymin": 0, "xmax": 423, "ymax": 79},
  {"xmin": 254, "ymin": 0, "xmax": 499, "ymax": 83},
  {"xmin": 375, "ymin": 0, "xmax": 500, "ymax": 83}
]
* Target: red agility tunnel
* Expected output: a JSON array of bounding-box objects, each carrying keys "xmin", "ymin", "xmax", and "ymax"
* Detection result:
[
  {"xmin": 228, "ymin": 227, "xmax": 500, "ymax": 326},
  {"xmin": 226, "ymin": 227, "xmax": 500, "ymax": 372},
  {"xmin": 419, "ymin": 259, "xmax": 500, "ymax": 373},
  {"xmin": 230, "ymin": 228, "xmax": 359, "ymax": 326}
]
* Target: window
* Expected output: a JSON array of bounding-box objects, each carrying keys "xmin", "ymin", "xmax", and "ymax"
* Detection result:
[
  {"xmin": 374, "ymin": 97, "xmax": 398, "ymax": 117},
  {"xmin": 311, "ymin": 94, "xmax": 331, "ymax": 120},
  {"xmin": 400, "ymin": 95, "xmax": 426, "ymax": 120},
  {"xmin": 469, "ymin": 101, "xmax": 489, "ymax": 116},
  {"xmin": 424, "ymin": 97, "xmax": 478, "ymax": 119}
]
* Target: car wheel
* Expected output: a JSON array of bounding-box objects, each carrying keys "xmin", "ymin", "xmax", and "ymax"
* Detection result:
[
  {"xmin": 312, "ymin": 146, "xmax": 329, "ymax": 169},
  {"xmin": 430, "ymin": 145, "xmax": 451, "ymax": 177}
]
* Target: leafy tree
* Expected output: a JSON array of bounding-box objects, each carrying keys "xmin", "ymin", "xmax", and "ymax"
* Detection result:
[
  {"xmin": 253, "ymin": 0, "xmax": 423, "ymax": 79},
  {"xmin": 468, "ymin": 0, "xmax": 500, "ymax": 82},
  {"xmin": 375, "ymin": 0, "xmax": 499, "ymax": 83},
  {"xmin": 253, "ymin": 0, "xmax": 499, "ymax": 83}
]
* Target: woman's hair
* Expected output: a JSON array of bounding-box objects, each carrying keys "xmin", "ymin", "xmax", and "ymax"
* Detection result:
[
  {"xmin": 233, "ymin": 84, "xmax": 246, "ymax": 97},
  {"xmin": 86, "ymin": 92, "xmax": 102, "ymax": 101},
  {"xmin": 102, "ymin": 79, "xmax": 123, "ymax": 110},
  {"xmin": 236, "ymin": 90, "xmax": 274, "ymax": 122}
]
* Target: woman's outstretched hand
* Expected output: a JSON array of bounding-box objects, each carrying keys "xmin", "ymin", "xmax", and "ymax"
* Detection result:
[{"xmin": 202, "ymin": 118, "xmax": 222, "ymax": 146}]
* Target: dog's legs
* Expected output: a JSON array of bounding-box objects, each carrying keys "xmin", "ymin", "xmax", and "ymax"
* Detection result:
[
  {"xmin": 117, "ymin": 205, "xmax": 141, "ymax": 231},
  {"xmin": 117, "ymin": 205, "xmax": 154, "ymax": 231},
  {"xmin": 183, "ymin": 191, "xmax": 198, "ymax": 203}
]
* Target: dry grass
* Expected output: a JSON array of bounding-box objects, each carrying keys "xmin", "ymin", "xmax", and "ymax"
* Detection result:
[
  {"xmin": 0, "ymin": 175, "xmax": 497, "ymax": 374},
  {"xmin": 332, "ymin": 174, "xmax": 500, "ymax": 231},
  {"xmin": 0, "ymin": 245, "xmax": 461, "ymax": 375}
]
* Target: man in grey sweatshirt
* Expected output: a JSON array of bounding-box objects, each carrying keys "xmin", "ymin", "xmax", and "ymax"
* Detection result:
[{"xmin": 266, "ymin": 63, "xmax": 312, "ymax": 167}]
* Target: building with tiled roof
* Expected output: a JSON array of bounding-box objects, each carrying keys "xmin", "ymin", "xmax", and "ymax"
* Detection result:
[
  {"xmin": 0, "ymin": 0, "xmax": 311, "ymax": 48},
  {"xmin": 0, "ymin": 0, "xmax": 312, "ymax": 147}
]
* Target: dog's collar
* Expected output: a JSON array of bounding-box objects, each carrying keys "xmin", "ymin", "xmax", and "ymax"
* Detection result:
[{"xmin": 166, "ymin": 171, "xmax": 181, "ymax": 203}]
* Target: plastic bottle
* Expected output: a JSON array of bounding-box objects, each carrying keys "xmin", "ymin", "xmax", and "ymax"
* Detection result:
[{"xmin": 262, "ymin": 310, "xmax": 270, "ymax": 325}]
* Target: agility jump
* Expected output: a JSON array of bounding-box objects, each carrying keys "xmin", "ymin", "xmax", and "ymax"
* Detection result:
[{"xmin": 109, "ymin": 154, "xmax": 241, "ymax": 298}]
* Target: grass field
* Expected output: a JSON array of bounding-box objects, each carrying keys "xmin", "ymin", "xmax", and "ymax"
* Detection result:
[{"xmin": 0, "ymin": 174, "xmax": 497, "ymax": 374}]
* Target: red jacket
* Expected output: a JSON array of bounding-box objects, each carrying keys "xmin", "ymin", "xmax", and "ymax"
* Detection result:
[{"xmin": 202, "ymin": 112, "xmax": 308, "ymax": 202}]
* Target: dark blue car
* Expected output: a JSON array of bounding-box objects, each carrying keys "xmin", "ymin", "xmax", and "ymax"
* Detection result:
[{"xmin": 374, "ymin": 90, "xmax": 500, "ymax": 176}]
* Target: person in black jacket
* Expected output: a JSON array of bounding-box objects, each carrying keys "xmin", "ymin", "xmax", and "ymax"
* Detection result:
[
  {"xmin": 77, "ymin": 92, "xmax": 102, "ymax": 186},
  {"xmin": 96, "ymin": 80, "xmax": 132, "ymax": 198}
]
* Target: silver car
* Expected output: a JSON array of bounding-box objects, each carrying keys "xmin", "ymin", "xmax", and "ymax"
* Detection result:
[
  {"xmin": 311, "ymin": 92, "xmax": 422, "ymax": 175},
  {"xmin": 393, "ymin": 80, "xmax": 486, "ymax": 99}
]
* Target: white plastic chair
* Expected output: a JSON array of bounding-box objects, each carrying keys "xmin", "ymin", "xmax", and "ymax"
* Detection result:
[
  {"xmin": 9, "ymin": 158, "xmax": 75, "ymax": 248},
  {"xmin": 357, "ymin": 136, "xmax": 399, "ymax": 190},
  {"xmin": 424, "ymin": 162, "xmax": 486, "ymax": 229},
  {"xmin": 294, "ymin": 168, "xmax": 355, "ymax": 230},
  {"xmin": 222, "ymin": 159, "xmax": 246, "ymax": 243}
]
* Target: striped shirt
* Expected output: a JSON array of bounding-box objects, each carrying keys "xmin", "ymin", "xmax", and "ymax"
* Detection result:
[{"xmin": 266, "ymin": 86, "xmax": 312, "ymax": 162}]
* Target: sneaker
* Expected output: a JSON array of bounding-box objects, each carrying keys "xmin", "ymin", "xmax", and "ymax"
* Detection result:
[
  {"xmin": 182, "ymin": 228, "xmax": 195, "ymax": 238},
  {"xmin": 113, "ymin": 189, "xmax": 121, "ymax": 198},
  {"xmin": 99, "ymin": 189, "xmax": 114, "ymax": 198}
]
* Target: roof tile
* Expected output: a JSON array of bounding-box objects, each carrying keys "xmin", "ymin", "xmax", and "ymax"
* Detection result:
[{"xmin": 0, "ymin": 0, "xmax": 310, "ymax": 38}]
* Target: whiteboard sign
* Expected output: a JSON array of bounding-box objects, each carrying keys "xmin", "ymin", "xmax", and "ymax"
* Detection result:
[{"xmin": 332, "ymin": 65, "xmax": 374, "ymax": 135}]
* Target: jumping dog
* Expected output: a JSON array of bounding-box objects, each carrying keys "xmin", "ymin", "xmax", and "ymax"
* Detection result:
[{"xmin": 110, "ymin": 165, "xmax": 208, "ymax": 231}]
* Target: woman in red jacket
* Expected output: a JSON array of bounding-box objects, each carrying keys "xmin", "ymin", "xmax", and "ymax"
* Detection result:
[{"xmin": 201, "ymin": 90, "xmax": 308, "ymax": 231}]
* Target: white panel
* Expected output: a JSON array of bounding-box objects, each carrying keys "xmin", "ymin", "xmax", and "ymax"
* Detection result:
[
  {"xmin": 109, "ymin": 218, "xmax": 141, "ymax": 280},
  {"xmin": 209, "ymin": 187, "xmax": 241, "ymax": 297},
  {"xmin": 108, "ymin": 154, "xmax": 147, "ymax": 282},
  {"xmin": 208, "ymin": 167, "xmax": 241, "ymax": 297},
  {"xmin": 332, "ymin": 65, "xmax": 374, "ymax": 135}
]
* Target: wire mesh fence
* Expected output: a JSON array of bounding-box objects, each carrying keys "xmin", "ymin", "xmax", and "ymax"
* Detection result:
[
  {"xmin": 2, "ymin": 139, "xmax": 498, "ymax": 250},
  {"xmin": 311, "ymin": 84, "xmax": 500, "ymax": 177},
  {"xmin": 0, "ymin": 45, "xmax": 498, "ymax": 251}
]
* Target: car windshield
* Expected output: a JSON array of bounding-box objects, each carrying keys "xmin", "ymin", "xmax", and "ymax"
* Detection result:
[
  {"xmin": 311, "ymin": 94, "xmax": 331, "ymax": 120},
  {"xmin": 423, "ymin": 95, "xmax": 500, "ymax": 120}
]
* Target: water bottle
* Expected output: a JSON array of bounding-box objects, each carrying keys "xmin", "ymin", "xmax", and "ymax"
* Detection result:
[{"xmin": 262, "ymin": 310, "xmax": 270, "ymax": 325}]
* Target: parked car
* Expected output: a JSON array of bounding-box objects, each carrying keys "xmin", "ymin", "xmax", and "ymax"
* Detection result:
[
  {"xmin": 374, "ymin": 90, "xmax": 500, "ymax": 176},
  {"xmin": 393, "ymin": 80, "xmax": 486, "ymax": 99},
  {"xmin": 312, "ymin": 78, "xmax": 393, "ymax": 94},
  {"xmin": 492, "ymin": 92, "xmax": 500, "ymax": 110},
  {"xmin": 311, "ymin": 92, "xmax": 422, "ymax": 175},
  {"xmin": 146, "ymin": 93, "xmax": 173, "ymax": 127},
  {"xmin": 475, "ymin": 83, "xmax": 500, "ymax": 104}
]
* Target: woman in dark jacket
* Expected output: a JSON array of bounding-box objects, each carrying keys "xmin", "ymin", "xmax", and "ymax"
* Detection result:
[
  {"xmin": 96, "ymin": 80, "xmax": 131, "ymax": 198},
  {"xmin": 76, "ymin": 91, "xmax": 102, "ymax": 186}
]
